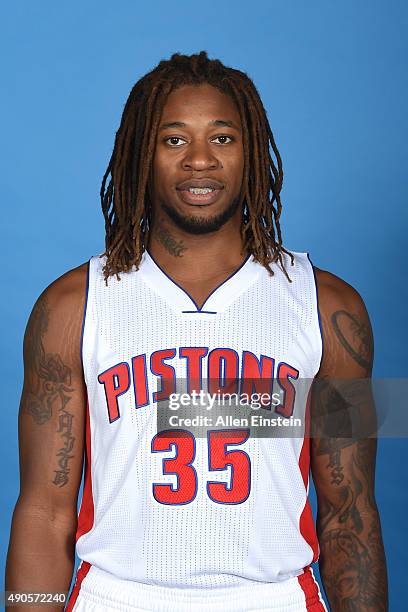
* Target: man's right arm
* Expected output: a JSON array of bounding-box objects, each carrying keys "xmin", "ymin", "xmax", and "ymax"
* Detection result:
[{"xmin": 5, "ymin": 263, "xmax": 89, "ymax": 611}]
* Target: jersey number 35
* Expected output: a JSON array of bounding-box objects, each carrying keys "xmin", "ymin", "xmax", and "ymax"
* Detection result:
[{"xmin": 151, "ymin": 429, "xmax": 251, "ymax": 505}]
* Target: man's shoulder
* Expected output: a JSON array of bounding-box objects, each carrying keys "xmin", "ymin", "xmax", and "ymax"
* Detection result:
[
  {"xmin": 22, "ymin": 262, "xmax": 90, "ymax": 372},
  {"xmin": 313, "ymin": 266, "xmax": 368, "ymax": 316},
  {"xmin": 42, "ymin": 261, "xmax": 89, "ymax": 309},
  {"xmin": 28, "ymin": 262, "xmax": 89, "ymax": 336},
  {"xmin": 312, "ymin": 266, "xmax": 373, "ymax": 374}
]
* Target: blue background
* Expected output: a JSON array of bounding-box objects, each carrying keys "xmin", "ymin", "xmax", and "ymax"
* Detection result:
[{"xmin": 1, "ymin": 1, "xmax": 407, "ymax": 609}]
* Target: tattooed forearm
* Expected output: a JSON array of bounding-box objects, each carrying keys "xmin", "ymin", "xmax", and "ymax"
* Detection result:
[
  {"xmin": 315, "ymin": 438, "xmax": 387, "ymax": 610},
  {"xmin": 319, "ymin": 518, "xmax": 388, "ymax": 611},
  {"xmin": 320, "ymin": 520, "xmax": 387, "ymax": 612},
  {"xmin": 331, "ymin": 310, "xmax": 373, "ymax": 372},
  {"xmin": 154, "ymin": 219, "xmax": 187, "ymax": 257}
]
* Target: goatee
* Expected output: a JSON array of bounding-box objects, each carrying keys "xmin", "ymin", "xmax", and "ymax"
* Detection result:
[{"xmin": 161, "ymin": 195, "xmax": 242, "ymax": 235}]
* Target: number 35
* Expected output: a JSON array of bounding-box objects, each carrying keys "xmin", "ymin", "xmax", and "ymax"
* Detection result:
[{"xmin": 151, "ymin": 429, "xmax": 251, "ymax": 505}]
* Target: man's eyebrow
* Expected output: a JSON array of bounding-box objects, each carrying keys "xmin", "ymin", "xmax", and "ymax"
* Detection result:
[
  {"xmin": 158, "ymin": 119, "xmax": 241, "ymax": 131},
  {"xmin": 159, "ymin": 121, "xmax": 187, "ymax": 130},
  {"xmin": 209, "ymin": 119, "xmax": 240, "ymax": 130}
]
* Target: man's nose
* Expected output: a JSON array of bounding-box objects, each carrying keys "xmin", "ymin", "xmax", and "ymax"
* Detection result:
[{"xmin": 181, "ymin": 141, "xmax": 221, "ymax": 171}]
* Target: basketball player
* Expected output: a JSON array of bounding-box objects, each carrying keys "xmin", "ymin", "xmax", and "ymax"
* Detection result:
[{"xmin": 6, "ymin": 52, "xmax": 388, "ymax": 611}]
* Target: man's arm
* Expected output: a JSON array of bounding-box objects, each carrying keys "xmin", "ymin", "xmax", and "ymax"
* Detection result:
[
  {"xmin": 5, "ymin": 263, "xmax": 88, "ymax": 611},
  {"xmin": 310, "ymin": 268, "xmax": 388, "ymax": 611}
]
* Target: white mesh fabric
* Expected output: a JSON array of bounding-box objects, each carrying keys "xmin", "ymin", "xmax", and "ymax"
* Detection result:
[{"xmin": 77, "ymin": 250, "xmax": 322, "ymax": 587}]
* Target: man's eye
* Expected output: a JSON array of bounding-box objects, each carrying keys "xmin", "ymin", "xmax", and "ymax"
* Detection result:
[
  {"xmin": 212, "ymin": 135, "xmax": 233, "ymax": 144},
  {"xmin": 165, "ymin": 136, "xmax": 187, "ymax": 147}
]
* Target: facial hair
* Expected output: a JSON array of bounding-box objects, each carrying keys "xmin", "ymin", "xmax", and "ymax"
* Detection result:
[{"xmin": 160, "ymin": 194, "xmax": 242, "ymax": 235}]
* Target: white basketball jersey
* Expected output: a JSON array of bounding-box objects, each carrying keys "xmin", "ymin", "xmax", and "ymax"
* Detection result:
[{"xmin": 75, "ymin": 249, "xmax": 322, "ymax": 589}]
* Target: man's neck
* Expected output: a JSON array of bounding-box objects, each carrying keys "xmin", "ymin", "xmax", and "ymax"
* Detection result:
[{"xmin": 148, "ymin": 216, "xmax": 247, "ymax": 283}]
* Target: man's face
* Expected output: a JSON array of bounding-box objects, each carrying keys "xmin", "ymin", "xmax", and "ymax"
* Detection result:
[{"xmin": 150, "ymin": 83, "xmax": 244, "ymax": 234}]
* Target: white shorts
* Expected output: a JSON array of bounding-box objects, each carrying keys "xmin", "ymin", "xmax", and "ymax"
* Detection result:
[{"xmin": 66, "ymin": 562, "xmax": 328, "ymax": 612}]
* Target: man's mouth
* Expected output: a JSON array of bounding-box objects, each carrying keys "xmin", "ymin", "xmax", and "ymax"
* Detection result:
[
  {"xmin": 176, "ymin": 179, "xmax": 224, "ymax": 206},
  {"xmin": 187, "ymin": 187, "xmax": 215, "ymax": 195}
]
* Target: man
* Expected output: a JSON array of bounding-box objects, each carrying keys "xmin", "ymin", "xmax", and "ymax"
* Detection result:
[{"xmin": 6, "ymin": 51, "xmax": 387, "ymax": 611}]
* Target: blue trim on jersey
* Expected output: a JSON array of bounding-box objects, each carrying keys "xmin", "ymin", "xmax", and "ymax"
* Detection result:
[
  {"xmin": 80, "ymin": 259, "xmax": 91, "ymax": 373},
  {"xmin": 198, "ymin": 256, "xmax": 251, "ymax": 311},
  {"xmin": 306, "ymin": 253, "xmax": 324, "ymax": 373},
  {"xmin": 146, "ymin": 249, "xmax": 251, "ymax": 313},
  {"xmin": 181, "ymin": 310, "xmax": 218, "ymax": 314}
]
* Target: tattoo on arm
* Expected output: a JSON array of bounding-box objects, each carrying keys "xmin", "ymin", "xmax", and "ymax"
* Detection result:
[
  {"xmin": 311, "ymin": 379, "xmax": 378, "ymax": 479},
  {"xmin": 312, "ymin": 305, "xmax": 387, "ymax": 609},
  {"xmin": 53, "ymin": 402, "xmax": 75, "ymax": 487},
  {"xmin": 316, "ymin": 440, "xmax": 387, "ymax": 611},
  {"xmin": 331, "ymin": 310, "xmax": 373, "ymax": 372},
  {"xmin": 21, "ymin": 295, "xmax": 76, "ymax": 487}
]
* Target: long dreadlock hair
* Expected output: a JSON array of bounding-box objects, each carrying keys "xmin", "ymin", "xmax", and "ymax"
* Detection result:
[{"xmin": 100, "ymin": 50, "xmax": 294, "ymax": 282}]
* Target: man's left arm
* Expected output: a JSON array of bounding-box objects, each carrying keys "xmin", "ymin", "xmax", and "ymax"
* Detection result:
[{"xmin": 310, "ymin": 268, "xmax": 388, "ymax": 611}]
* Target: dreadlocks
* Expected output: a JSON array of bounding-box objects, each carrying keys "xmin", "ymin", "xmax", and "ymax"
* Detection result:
[{"xmin": 100, "ymin": 50, "xmax": 294, "ymax": 282}]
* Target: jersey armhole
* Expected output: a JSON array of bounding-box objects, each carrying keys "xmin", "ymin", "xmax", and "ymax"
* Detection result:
[
  {"xmin": 306, "ymin": 253, "xmax": 324, "ymax": 375},
  {"xmin": 80, "ymin": 258, "xmax": 92, "ymax": 383}
]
